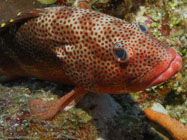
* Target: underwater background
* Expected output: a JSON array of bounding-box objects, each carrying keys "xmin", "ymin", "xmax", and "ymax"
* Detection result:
[{"xmin": 0, "ymin": 0, "xmax": 186, "ymax": 139}]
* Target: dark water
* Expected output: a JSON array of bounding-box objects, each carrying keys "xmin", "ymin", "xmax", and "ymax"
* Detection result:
[{"xmin": 0, "ymin": 0, "xmax": 44, "ymax": 23}]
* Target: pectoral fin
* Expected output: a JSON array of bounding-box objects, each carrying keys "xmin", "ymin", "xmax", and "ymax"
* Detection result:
[{"xmin": 29, "ymin": 87, "xmax": 87, "ymax": 120}]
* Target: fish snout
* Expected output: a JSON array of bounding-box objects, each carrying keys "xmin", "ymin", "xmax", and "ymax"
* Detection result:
[{"xmin": 147, "ymin": 48, "xmax": 182, "ymax": 87}]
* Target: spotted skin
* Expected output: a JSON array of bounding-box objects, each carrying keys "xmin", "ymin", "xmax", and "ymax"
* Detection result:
[{"xmin": 0, "ymin": 6, "xmax": 181, "ymax": 94}]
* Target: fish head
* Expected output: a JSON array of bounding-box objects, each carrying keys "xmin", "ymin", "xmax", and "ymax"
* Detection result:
[
  {"xmin": 48, "ymin": 8, "xmax": 182, "ymax": 94},
  {"xmin": 90, "ymin": 23, "xmax": 182, "ymax": 93}
]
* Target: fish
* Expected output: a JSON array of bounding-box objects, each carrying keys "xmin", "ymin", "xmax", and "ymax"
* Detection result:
[{"xmin": 0, "ymin": 6, "xmax": 182, "ymax": 119}]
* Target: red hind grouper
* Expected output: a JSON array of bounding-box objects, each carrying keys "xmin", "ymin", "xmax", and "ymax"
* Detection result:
[{"xmin": 0, "ymin": 6, "xmax": 182, "ymax": 119}]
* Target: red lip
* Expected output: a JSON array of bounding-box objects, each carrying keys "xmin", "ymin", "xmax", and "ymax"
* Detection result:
[{"xmin": 148, "ymin": 53, "xmax": 182, "ymax": 87}]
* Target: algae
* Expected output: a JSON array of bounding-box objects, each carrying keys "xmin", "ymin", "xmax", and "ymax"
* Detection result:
[{"xmin": 0, "ymin": 79, "xmax": 98, "ymax": 140}]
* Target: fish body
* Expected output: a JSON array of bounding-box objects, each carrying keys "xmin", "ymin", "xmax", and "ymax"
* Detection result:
[{"xmin": 0, "ymin": 6, "xmax": 182, "ymax": 94}]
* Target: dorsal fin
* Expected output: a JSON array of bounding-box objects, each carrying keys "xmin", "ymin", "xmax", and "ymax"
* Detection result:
[{"xmin": 0, "ymin": 8, "xmax": 47, "ymax": 32}]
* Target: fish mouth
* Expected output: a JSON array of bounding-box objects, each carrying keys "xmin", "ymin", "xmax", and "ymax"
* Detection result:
[{"xmin": 148, "ymin": 50, "xmax": 182, "ymax": 88}]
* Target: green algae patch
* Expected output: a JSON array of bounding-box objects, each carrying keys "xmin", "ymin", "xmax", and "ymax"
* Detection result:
[{"xmin": 37, "ymin": 0, "xmax": 57, "ymax": 4}]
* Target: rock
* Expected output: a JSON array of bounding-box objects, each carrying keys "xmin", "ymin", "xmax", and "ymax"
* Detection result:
[
  {"xmin": 78, "ymin": 93, "xmax": 122, "ymax": 139},
  {"xmin": 151, "ymin": 102, "xmax": 168, "ymax": 115}
]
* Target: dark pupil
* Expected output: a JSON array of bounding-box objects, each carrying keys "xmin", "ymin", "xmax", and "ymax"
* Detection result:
[
  {"xmin": 139, "ymin": 24, "xmax": 146, "ymax": 32},
  {"xmin": 115, "ymin": 49, "xmax": 125, "ymax": 59}
]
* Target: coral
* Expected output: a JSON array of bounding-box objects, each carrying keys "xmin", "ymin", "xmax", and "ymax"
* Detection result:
[
  {"xmin": 27, "ymin": 108, "xmax": 97, "ymax": 140},
  {"xmin": 144, "ymin": 108, "xmax": 187, "ymax": 140},
  {"xmin": 0, "ymin": 0, "xmax": 186, "ymax": 139},
  {"xmin": 0, "ymin": 79, "xmax": 98, "ymax": 140}
]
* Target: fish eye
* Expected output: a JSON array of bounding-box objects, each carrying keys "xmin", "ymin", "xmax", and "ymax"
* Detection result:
[
  {"xmin": 139, "ymin": 24, "xmax": 146, "ymax": 32},
  {"xmin": 113, "ymin": 42, "xmax": 129, "ymax": 63},
  {"xmin": 114, "ymin": 49, "xmax": 127, "ymax": 61}
]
